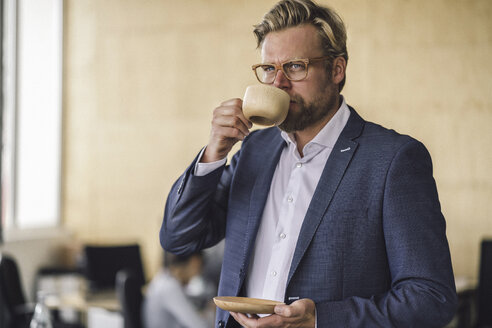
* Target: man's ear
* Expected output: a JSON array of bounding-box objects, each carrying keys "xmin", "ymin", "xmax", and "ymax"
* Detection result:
[{"xmin": 332, "ymin": 56, "xmax": 347, "ymax": 85}]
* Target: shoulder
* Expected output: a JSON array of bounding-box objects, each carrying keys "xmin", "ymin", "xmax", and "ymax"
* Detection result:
[
  {"xmin": 358, "ymin": 115, "xmax": 412, "ymax": 143},
  {"xmin": 348, "ymin": 108, "xmax": 432, "ymax": 165},
  {"xmin": 355, "ymin": 114, "xmax": 423, "ymax": 154}
]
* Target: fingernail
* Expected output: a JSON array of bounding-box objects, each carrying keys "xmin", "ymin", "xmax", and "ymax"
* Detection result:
[{"xmin": 274, "ymin": 305, "xmax": 284, "ymax": 314}]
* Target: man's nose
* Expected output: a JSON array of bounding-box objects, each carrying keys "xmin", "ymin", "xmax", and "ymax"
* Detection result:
[{"xmin": 273, "ymin": 69, "xmax": 291, "ymax": 89}]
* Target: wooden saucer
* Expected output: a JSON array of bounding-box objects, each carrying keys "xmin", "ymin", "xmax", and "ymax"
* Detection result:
[{"xmin": 213, "ymin": 296, "xmax": 284, "ymax": 314}]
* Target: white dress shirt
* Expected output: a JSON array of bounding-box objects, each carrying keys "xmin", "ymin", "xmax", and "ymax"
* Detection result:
[
  {"xmin": 244, "ymin": 99, "xmax": 350, "ymax": 303},
  {"xmin": 195, "ymin": 97, "xmax": 350, "ymax": 303}
]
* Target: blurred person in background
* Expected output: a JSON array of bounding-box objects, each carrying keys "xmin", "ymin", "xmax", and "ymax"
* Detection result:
[{"xmin": 142, "ymin": 251, "xmax": 211, "ymax": 328}]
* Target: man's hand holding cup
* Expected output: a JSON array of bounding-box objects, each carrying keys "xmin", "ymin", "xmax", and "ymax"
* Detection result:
[{"xmin": 202, "ymin": 85, "xmax": 290, "ymax": 163}]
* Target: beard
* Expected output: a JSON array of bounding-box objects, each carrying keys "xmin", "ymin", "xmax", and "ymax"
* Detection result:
[{"xmin": 278, "ymin": 88, "xmax": 338, "ymax": 133}]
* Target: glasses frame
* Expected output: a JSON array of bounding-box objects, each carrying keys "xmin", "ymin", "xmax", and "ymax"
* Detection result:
[{"xmin": 252, "ymin": 56, "xmax": 332, "ymax": 84}]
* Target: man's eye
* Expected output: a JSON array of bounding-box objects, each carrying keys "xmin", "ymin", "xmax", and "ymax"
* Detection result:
[
  {"xmin": 261, "ymin": 65, "xmax": 275, "ymax": 73},
  {"xmin": 286, "ymin": 62, "xmax": 305, "ymax": 72}
]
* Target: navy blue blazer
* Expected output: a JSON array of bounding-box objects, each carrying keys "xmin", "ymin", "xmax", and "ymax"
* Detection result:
[{"xmin": 161, "ymin": 108, "xmax": 457, "ymax": 327}]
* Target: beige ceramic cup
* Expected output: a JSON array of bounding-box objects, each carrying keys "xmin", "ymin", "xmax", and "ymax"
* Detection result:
[{"xmin": 242, "ymin": 85, "xmax": 290, "ymax": 126}]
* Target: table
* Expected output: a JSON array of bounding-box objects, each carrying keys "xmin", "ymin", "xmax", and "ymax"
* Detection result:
[{"xmin": 39, "ymin": 273, "xmax": 122, "ymax": 328}]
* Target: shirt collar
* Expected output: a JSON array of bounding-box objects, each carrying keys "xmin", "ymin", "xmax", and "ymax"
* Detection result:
[{"xmin": 280, "ymin": 95, "xmax": 351, "ymax": 152}]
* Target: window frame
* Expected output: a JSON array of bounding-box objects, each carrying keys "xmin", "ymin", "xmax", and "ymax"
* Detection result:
[{"xmin": 1, "ymin": 0, "xmax": 64, "ymax": 241}]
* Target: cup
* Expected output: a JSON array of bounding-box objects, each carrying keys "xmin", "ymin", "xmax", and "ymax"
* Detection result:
[{"xmin": 242, "ymin": 85, "xmax": 290, "ymax": 126}]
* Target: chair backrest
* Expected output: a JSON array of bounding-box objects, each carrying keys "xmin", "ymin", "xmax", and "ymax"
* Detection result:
[
  {"xmin": 0, "ymin": 254, "xmax": 27, "ymax": 311},
  {"xmin": 477, "ymin": 239, "xmax": 492, "ymax": 327},
  {"xmin": 116, "ymin": 269, "xmax": 143, "ymax": 328},
  {"xmin": 0, "ymin": 254, "xmax": 30, "ymax": 328},
  {"xmin": 81, "ymin": 244, "xmax": 145, "ymax": 292}
]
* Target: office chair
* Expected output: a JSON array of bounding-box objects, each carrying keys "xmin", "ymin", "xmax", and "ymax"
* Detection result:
[
  {"xmin": 116, "ymin": 269, "xmax": 143, "ymax": 328},
  {"xmin": 0, "ymin": 253, "xmax": 33, "ymax": 328},
  {"xmin": 477, "ymin": 239, "xmax": 492, "ymax": 328}
]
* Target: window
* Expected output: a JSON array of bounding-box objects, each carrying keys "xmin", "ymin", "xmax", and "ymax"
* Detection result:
[{"xmin": 1, "ymin": 0, "xmax": 63, "ymax": 238}]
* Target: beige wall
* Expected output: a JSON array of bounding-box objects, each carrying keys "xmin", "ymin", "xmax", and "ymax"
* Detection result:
[{"xmin": 63, "ymin": 0, "xmax": 492, "ymax": 281}]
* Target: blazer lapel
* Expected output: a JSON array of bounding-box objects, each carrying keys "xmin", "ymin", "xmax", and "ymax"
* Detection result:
[{"xmin": 287, "ymin": 108, "xmax": 365, "ymax": 286}]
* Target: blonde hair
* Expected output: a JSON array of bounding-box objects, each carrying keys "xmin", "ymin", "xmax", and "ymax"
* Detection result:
[{"xmin": 254, "ymin": 0, "xmax": 348, "ymax": 91}]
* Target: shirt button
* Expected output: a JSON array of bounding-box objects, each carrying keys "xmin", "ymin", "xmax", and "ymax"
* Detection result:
[
  {"xmin": 279, "ymin": 233, "xmax": 286, "ymax": 239},
  {"xmin": 287, "ymin": 196, "xmax": 293, "ymax": 202},
  {"xmin": 271, "ymin": 271, "xmax": 277, "ymax": 276},
  {"xmin": 296, "ymin": 163, "xmax": 302, "ymax": 168}
]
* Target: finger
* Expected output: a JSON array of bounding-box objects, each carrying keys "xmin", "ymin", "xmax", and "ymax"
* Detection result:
[
  {"xmin": 229, "ymin": 312, "xmax": 241, "ymax": 327},
  {"xmin": 274, "ymin": 304, "xmax": 294, "ymax": 317},
  {"xmin": 229, "ymin": 312, "xmax": 256, "ymax": 328},
  {"xmin": 216, "ymin": 99, "xmax": 253, "ymax": 128},
  {"xmin": 272, "ymin": 299, "xmax": 316, "ymax": 326},
  {"xmin": 233, "ymin": 108, "xmax": 253, "ymax": 130},
  {"xmin": 215, "ymin": 104, "xmax": 253, "ymax": 130},
  {"xmin": 229, "ymin": 312, "xmax": 238, "ymax": 321},
  {"xmin": 213, "ymin": 116, "xmax": 250, "ymax": 138},
  {"xmin": 220, "ymin": 98, "xmax": 242, "ymax": 107},
  {"xmin": 212, "ymin": 126, "xmax": 247, "ymax": 141},
  {"xmin": 255, "ymin": 314, "xmax": 284, "ymax": 327},
  {"xmin": 233, "ymin": 312, "xmax": 280, "ymax": 328}
]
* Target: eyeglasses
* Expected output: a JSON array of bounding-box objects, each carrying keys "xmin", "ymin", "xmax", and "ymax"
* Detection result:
[{"xmin": 252, "ymin": 56, "xmax": 332, "ymax": 84}]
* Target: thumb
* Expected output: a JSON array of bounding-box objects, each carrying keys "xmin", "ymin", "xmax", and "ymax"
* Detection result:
[{"xmin": 274, "ymin": 304, "xmax": 291, "ymax": 317}]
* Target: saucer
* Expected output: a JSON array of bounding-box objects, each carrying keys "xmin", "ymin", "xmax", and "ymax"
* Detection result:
[{"xmin": 213, "ymin": 296, "xmax": 284, "ymax": 314}]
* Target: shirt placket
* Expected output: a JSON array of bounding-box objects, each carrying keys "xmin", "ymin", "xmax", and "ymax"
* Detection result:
[{"xmin": 263, "ymin": 154, "xmax": 304, "ymax": 301}]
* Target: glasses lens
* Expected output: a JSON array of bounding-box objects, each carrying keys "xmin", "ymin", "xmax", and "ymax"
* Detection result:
[
  {"xmin": 255, "ymin": 65, "xmax": 276, "ymax": 84},
  {"xmin": 283, "ymin": 61, "xmax": 307, "ymax": 81}
]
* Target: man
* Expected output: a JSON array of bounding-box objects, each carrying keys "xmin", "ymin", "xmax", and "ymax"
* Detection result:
[{"xmin": 160, "ymin": 0, "xmax": 457, "ymax": 327}]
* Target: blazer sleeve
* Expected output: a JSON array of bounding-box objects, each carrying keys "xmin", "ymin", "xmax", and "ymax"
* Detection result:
[
  {"xmin": 159, "ymin": 148, "xmax": 240, "ymax": 256},
  {"xmin": 315, "ymin": 139, "xmax": 458, "ymax": 327}
]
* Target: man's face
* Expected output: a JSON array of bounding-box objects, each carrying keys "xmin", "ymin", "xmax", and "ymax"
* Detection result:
[{"xmin": 261, "ymin": 24, "xmax": 339, "ymax": 133}]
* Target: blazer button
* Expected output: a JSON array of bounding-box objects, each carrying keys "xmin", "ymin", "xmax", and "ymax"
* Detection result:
[{"xmin": 218, "ymin": 320, "xmax": 225, "ymax": 328}]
